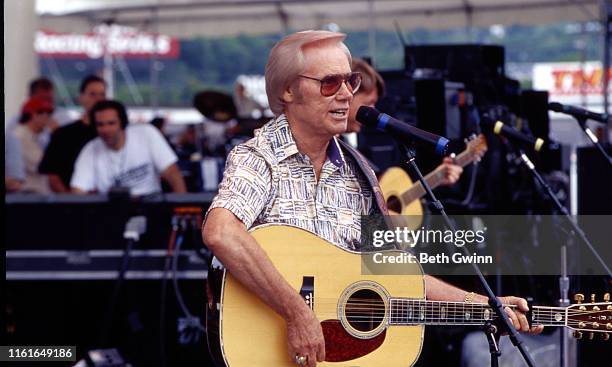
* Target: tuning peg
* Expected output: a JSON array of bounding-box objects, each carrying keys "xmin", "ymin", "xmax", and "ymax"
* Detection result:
[
  {"xmin": 574, "ymin": 293, "xmax": 584, "ymax": 304},
  {"xmin": 579, "ymin": 322, "xmax": 586, "ymax": 329},
  {"xmin": 604, "ymin": 293, "xmax": 610, "ymax": 302},
  {"xmin": 573, "ymin": 331, "xmax": 583, "ymax": 339},
  {"xmin": 588, "ymin": 332, "xmax": 594, "ymax": 340},
  {"xmin": 602, "ymin": 333, "xmax": 610, "ymax": 341},
  {"xmin": 607, "ymin": 323, "xmax": 612, "ymax": 331},
  {"xmin": 593, "ymin": 306, "xmax": 600, "ymax": 311},
  {"xmin": 593, "ymin": 322, "xmax": 600, "ymax": 329},
  {"xmin": 591, "ymin": 294, "xmax": 596, "ymax": 303}
]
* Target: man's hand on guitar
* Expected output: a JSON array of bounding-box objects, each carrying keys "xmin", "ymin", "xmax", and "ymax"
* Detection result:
[
  {"xmin": 439, "ymin": 157, "xmax": 463, "ymax": 186},
  {"xmin": 286, "ymin": 302, "xmax": 325, "ymax": 367},
  {"xmin": 498, "ymin": 296, "xmax": 545, "ymax": 335}
]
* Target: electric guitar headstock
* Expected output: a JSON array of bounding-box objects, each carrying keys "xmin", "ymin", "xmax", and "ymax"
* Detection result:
[
  {"xmin": 465, "ymin": 134, "xmax": 488, "ymax": 162},
  {"xmin": 454, "ymin": 134, "xmax": 488, "ymax": 167},
  {"xmin": 566, "ymin": 293, "xmax": 612, "ymax": 340}
]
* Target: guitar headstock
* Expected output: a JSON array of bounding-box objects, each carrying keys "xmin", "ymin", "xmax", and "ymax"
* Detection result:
[
  {"xmin": 567, "ymin": 293, "xmax": 612, "ymax": 340},
  {"xmin": 464, "ymin": 134, "xmax": 488, "ymax": 162}
]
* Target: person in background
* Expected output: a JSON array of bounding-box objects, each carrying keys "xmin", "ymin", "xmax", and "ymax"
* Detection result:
[
  {"xmin": 193, "ymin": 90, "xmax": 238, "ymax": 156},
  {"xmin": 71, "ymin": 100, "xmax": 187, "ymax": 196},
  {"xmin": 38, "ymin": 75, "xmax": 107, "ymax": 193},
  {"xmin": 346, "ymin": 58, "xmax": 463, "ymax": 187},
  {"xmin": 5, "ymin": 130, "xmax": 26, "ymax": 193},
  {"xmin": 150, "ymin": 116, "xmax": 167, "ymax": 133},
  {"xmin": 150, "ymin": 116, "xmax": 178, "ymax": 192},
  {"xmin": 150, "ymin": 116, "xmax": 175, "ymax": 149},
  {"xmin": 5, "ymin": 77, "xmax": 64, "ymax": 147},
  {"xmin": 12, "ymin": 96, "xmax": 55, "ymax": 194}
]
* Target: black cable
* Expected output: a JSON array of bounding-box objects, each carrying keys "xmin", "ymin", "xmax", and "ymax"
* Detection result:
[
  {"xmin": 460, "ymin": 108, "xmax": 484, "ymax": 206},
  {"xmin": 171, "ymin": 229, "xmax": 205, "ymax": 332},
  {"xmin": 159, "ymin": 256, "xmax": 170, "ymax": 367},
  {"xmin": 99, "ymin": 237, "xmax": 137, "ymax": 346},
  {"xmin": 172, "ymin": 233, "xmax": 190, "ymax": 317},
  {"xmin": 159, "ymin": 216, "xmax": 179, "ymax": 367}
]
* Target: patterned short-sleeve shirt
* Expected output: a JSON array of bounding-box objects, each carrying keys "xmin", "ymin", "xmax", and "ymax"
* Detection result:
[{"xmin": 207, "ymin": 114, "xmax": 375, "ymax": 250}]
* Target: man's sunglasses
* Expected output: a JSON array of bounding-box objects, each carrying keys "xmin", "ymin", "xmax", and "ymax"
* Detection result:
[{"xmin": 298, "ymin": 72, "xmax": 362, "ymax": 97}]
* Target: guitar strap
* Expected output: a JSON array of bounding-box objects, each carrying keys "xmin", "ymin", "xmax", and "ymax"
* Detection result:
[
  {"xmin": 338, "ymin": 139, "xmax": 399, "ymax": 251},
  {"xmin": 337, "ymin": 139, "xmax": 388, "ymax": 216}
]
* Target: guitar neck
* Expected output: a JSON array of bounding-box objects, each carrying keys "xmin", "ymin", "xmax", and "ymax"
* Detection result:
[
  {"xmin": 400, "ymin": 149, "xmax": 475, "ymax": 204},
  {"xmin": 389, "ymin": 299, "xmax": 566, "ymax": 327}
]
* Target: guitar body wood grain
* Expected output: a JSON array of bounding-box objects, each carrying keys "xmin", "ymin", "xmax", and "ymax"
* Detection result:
[
  {"xmin": 207, "ymin": 225, "xmax": 425, "ymax": 366},
  {"xmin": 378, "ymin": 167, "xmax": 423, "ymax": 230}
]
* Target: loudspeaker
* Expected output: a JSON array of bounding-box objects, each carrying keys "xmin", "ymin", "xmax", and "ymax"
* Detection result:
[
  {"xmin": 357, "ymin": 70, "xmax": 416, "ymax": 173},
  {"xmin": 520, "ymin": 90, "xmax": 550, "ymax": 139},
  {"xmin": 405, "ymin": 44, "xmax": 505, "ymax": 80},
  {"xmin": 577, "ymin": 145, "xmax": 612, "ymax": 214}
]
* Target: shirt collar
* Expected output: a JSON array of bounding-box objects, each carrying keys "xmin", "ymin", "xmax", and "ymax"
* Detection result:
[
  {"xmin": 327, "ymin": 136, "xmax": 345, "ymax": 168},
  {"xmin": 270, "ymin": 114, "xmax": 346, "ymax": 168},
  {"xmin": 268, "ymin": 114, "xmax": 300, "ymax": 162}
]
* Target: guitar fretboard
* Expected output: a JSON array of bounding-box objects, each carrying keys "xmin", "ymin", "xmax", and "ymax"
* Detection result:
[
  {"xmin": 388, "ymin": 299, "xmax": 566, "ymax": 326},
  {"xmin": 400, "ymin": 149, "xmax": 475, "ymax": 205}
]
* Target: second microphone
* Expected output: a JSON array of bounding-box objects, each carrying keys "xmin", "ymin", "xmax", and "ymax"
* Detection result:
[{"xmin": 356, "ymin": 106, "xmax": 450, "ymax": 156}]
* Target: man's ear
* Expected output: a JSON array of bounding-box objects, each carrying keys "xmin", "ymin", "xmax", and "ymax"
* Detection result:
[{"xmin": 282, "ymin": 85, "xmax": 295, "ymax": 104}]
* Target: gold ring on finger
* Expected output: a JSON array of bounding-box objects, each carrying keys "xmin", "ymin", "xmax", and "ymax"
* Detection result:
[{"xmin": 294, "ymin": 354, "xmax": 308, "ymax": 366}]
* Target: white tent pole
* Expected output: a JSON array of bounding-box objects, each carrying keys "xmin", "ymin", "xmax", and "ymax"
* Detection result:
[
  {"xmin": 150, "ymin": 7, "xmax": 160, "ymax": 112},
  {"xmin": 103, "ymin": 51, "xmax": 114, "ymax": 99},
  {"xmin": 601, "ymin": 1, "xmax": 610, "ymax": 115},
  {"xmin": 4, "ymin": 0, "xmax": 38, "ymax": 124},
  {"xmin": 579, "ymin": 22, "xmax": 587, "ymax": 108},
  {"xmin": 102, "ymin": 23, "xmax": 115, "ymax": 99}
]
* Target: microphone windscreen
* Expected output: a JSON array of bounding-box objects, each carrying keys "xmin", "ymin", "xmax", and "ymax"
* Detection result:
[{"xmin": 356, "ymin": 106, "xmax": 380, "ymax": 126}]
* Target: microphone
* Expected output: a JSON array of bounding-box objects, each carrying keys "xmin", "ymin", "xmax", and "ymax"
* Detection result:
[
  {"xmin": 481, "ymin": 116, "xmax": 552, "ymax": 152},
  {"xmin": 548, "ymin": 102, "xmax": 610, "ymax": 124},
  {"xmin": 356, "ymin": 106, "xmax": 449, "ymax": 155}
]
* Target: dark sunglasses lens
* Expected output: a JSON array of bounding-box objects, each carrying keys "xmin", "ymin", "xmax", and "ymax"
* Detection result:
[
  {"xmin": 320, "ymin": 75, "xmax": 344, "ymax": 96},
  {"xmin": 348, "ymin": 73, "xmax": 362, "ymax": 92}
]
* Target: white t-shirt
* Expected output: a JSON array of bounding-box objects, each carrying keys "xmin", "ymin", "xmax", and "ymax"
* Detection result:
[{"xmin": 71, "ymin": 124, "xmax": 177, "ymax": 196}]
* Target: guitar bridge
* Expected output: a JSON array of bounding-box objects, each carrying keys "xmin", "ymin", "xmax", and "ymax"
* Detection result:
[{"xmin": 300, "ymin": 276, "xmax": 314, "ymax": 310}]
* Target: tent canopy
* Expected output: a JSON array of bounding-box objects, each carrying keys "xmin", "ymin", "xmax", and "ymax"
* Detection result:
[{"xmin": 38, "ymin": 0, "xmax": 603, "ymax": 37}]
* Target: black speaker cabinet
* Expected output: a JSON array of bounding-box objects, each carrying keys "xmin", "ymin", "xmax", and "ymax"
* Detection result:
[
  {"xmin": 520, "ymin": 90, "xmax": 550, "ymax": 139},
  {"xmin": 405, "ymin": 44, "xmax": 505, "ymax": 80},
  {"xmin": 577, "ymin": 145, "xmax": 612, "ymax": 214}
]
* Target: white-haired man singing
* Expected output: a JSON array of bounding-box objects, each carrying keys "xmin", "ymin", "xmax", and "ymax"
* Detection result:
[{"xmin": 202, "ymin": 30, "xmax": 542, "ymax": 367}]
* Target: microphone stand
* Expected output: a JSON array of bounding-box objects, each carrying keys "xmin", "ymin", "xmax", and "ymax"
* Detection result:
[
  {"xmin": 571, "ymin": 116, "xmax": 612, "ymax": 168},
  {"xmin": 517, "ymin": 150, "xmax": 612, "ymax": 278},
  {"xmin": 517, "ymin": 148, "xmax": 612, "ymax": 367},
  {"xmin": 399, "ymin": 144, "xmax": 537, "ymax": 367}
]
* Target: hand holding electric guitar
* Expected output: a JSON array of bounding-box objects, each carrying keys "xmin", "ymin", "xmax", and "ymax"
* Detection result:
[{"xmin": 379, "ymin": 134, "xmax": 488, "ymax": 229}]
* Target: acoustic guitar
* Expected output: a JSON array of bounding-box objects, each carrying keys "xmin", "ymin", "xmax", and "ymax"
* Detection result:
[
  {"xmin": 379, "ymin": 134, "xmax": 488, "ymax": 229},
  {"xmin": 206, "ymin": 225, "xmax": 611, "ymax": 366}
]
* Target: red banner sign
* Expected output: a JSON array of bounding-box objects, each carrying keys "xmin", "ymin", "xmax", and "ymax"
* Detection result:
[
  {"xmin": 550, "ymin": 68, "xmax": 612, "ymax": 96},
  {"xmin": 35, "ymin": 25, "xmax": 180, "ymax": 59}
]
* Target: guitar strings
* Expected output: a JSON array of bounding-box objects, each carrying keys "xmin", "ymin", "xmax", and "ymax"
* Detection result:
[{"xmin": 294, "ymin": 312, "xmax": 601, "ymax": 326}]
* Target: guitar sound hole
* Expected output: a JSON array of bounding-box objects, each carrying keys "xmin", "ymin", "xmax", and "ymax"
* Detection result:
[
  {"xmin": 387, "ymin": 196, "xmax": 401, "ymax": 214},
  {"xmin": 345, "ymin": 289, "xmax": 385, "ymax": 332}
]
